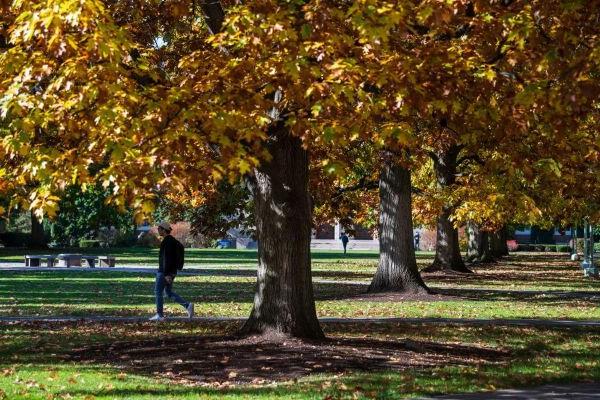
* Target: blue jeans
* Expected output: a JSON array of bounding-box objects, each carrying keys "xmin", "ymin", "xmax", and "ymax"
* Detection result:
[{"xmin": 155, "ymin": 272, "xmax": 189, "ymax": 316}]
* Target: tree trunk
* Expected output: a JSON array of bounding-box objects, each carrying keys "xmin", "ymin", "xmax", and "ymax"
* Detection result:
[
  {"xmin": 424, "ymin": 145, "xmax": 471, "ymax": 273},
  {"xmin": 30, "ymin": 211, "xmax": 47, "ymax": 248},
  {"xmin": 425, "ymin": 208, "xmax": 471, "ymax": 272},
  {"xmin": 466, "ymin": 222, "xmax": 494, "ymax": 263},
  {"xmin": 199, "ymin": 0, "xmax": 322, "ymax": 339},
  {"xmin": 490, "ymin": 226, "xmax": 509, "ymax": 258},
  {"xmin": 369, "ymin": 154, "xmax": 429, "ymax": 294},
  {"xmin": 240, "ymin": 125, "xmax": 324, "ymax": 340},
  {"xmin": 499, "ymin": 226, "xmax": 509, "ymax": 256},
  {"xmin": 466, "ymin": 222, "xmax": 479, "ymax": 261}
]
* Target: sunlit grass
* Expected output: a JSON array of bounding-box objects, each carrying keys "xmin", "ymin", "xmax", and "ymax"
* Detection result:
[{"xmin": 1, "ymin": 322, "xmax": 599, "ymax": 399}]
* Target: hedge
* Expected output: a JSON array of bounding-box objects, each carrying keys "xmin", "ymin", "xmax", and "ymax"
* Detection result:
[{"xmin": 79, "ymin": 239, "xmax": 101, "ymax": 248}]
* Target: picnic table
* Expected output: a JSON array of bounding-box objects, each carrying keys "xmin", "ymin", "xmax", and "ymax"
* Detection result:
[
  {"xmin": 57, "ymin": 254, "xmax": 82, "ymax": 267},
  {"xmin": 81, "ymin": 255, "xmax": 116, "ymax": 268},
  {"xmin": 24, "ymin": 255, "xmax": 57, "ymax": 267},
  {"xmin": 24, "ymin": 254, "xmax": 116, "ymax": 268}
]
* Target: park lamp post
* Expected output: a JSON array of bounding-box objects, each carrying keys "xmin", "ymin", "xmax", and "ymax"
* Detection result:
[{"xmin": 581, "ymin": 219, "xmax": 599, "ymax": 277}]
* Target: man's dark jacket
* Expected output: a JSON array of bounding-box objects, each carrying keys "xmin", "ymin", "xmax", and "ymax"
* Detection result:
[{"xmin": 159, "ymin": 235, "xmax": 182, "ymax": 275}]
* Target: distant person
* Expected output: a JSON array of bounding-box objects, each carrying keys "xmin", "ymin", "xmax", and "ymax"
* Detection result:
[
  {"xmin": 149, "ymin": 222, "xmax": 194, "ymax": 321},
  {"xmin": 340, "ymin": 232, "xmax": 349, "ymax": 254},
  {"xmin": 414, "ymin": 231, "xmax": 420, "ymax": 250}
]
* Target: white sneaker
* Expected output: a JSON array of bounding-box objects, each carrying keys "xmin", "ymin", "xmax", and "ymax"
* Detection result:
[
  {"xmin": 186, "ymin": 303, "xmax": 194, "ymax": 319},
  {"xmin": 149, "ymin": 314, "xmax": 165, "ymax": 321}
]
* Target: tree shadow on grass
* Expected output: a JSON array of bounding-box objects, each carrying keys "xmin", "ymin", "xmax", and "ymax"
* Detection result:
[
  {"xmin": 5, "ymin": 273, "xmax": 598, "ymax": 315},
  {"xmin": 422, "ymin": 254, "xmax": 600, "ymax": 291},
  {"xmin": 66, "ymin": 330, "xmax": 508, "ymax": 386},
  {"xmin": 431, "ymin": 287, "xmax": 600, "ymax": 304}
]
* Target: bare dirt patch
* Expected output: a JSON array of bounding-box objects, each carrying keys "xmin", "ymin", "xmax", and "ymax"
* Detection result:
[{"xmin": 67, "ymin": 334, "xmax": 508, "ymax": 387}]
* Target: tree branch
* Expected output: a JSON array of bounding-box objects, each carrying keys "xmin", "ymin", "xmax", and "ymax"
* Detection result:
[
  {"xmin": 457, "ymin": 153, "xmax": 485, "ymax": 167},
  {"xmin": 411, "ymin": 186, "xmax": 424, "ymax": 196},
  {"xmin": 332, "ymin": 177, "xmax": 378, "ymax": 199},
  {"xmin": 427, "ymin": 150, "xmax": 440, "ymax": 164},
  {"xmin": 200, "ymin": 0, "xmax": 226, "ymax": 34}
]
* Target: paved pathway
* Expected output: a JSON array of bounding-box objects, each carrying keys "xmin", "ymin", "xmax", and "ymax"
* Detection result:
[
  {"xmin": 419, "ymin": 383, "xmax": 600, "ymax": 399},
  {"xmin": 2, "ymin": 315, "xmax": 600, "ymax": 327}
]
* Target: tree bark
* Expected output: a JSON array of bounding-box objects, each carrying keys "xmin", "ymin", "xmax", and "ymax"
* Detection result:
[
  {"xmin": 240, "ymin": 124, "xmax": 324, "ymax": 340},
  {"xmin": 369, "ymin": 154, "xmax": 429, "ymax": 294},
  {"xmin": 30, "ymin": 211, "xmax": 47, "ymax": 248},
  {"xmin": 466, "ymin": 222, "xmax": 494, "ymax": 263},
  {"xmin": 424, "ymin": 145, "xmax": 471, "ymax": 273},
  {"xmin": 490, "ymin": 226, "xmax": 509, "ymax": 258},
  {"xmin": 466, "ymin": 221, "xmax": 479, "ymax": 261},
  {"xmin": 499, "ymin": 226, "xmax": 509, "ymax": 256}
]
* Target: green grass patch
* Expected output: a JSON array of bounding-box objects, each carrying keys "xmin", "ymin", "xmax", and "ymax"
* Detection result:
[
  {"xmin": 1, "ymin": 321, "xmax": 599, "ymax": 399},
  {"xmin": 1, "ymin": 267, "xmax": 599, "ymax": 320}
]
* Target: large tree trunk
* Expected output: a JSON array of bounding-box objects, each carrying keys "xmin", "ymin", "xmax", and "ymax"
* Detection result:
[
  {"xmin": 424, "ymin": 145, "xmax": 471, "ymax": 273},
  {"xmin": 200, "ymin": 0, "xmax": 321, "ymax": 339},
  {"xmin": 490, "ymin": 226, "xmax": 509, "ymax": 258},
  {"xmin": 369, "ymin": 154, "xmax": 429, "ymax": 294},
  {"xmin": 30, "ymin": 211, "xmax": 47, "ymax": 248},
  {"xmin": 499, "ymin": 226, "xmax": 509, "ymax": 256},
  {"xmin": 426, "ymin": 208, "xmax": 471, "ymax": 272},
  {"xmin": 466, "ymin": 222, "xmax": 494, "ymax": 263},
  {"xmin": 240, "ymin": 125, "xmax": 324, "ymax": 340}
]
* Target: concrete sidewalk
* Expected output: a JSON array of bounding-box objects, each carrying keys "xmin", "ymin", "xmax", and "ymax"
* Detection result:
[
  {"xmin": 420, "ymin": 383, "xmax": 600, "ymax": 399},
  {"xmin": 1, "ymin": 315, "xmax": 600, "ymax": 328}
]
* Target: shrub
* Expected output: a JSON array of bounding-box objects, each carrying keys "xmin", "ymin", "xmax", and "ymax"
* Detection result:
[
  {"xmin": 517, "ymin": 244, "xmax": 531, "ymax": 251},
  {"xmin": 170, "ymin": 222, "xmax": 201, "ymax": 248},
  {"xmin": 545, "ymin": 245, "xmax": 557, "ymax": 252},
  {"xmin": 534, "ymin": 245, "xmax": 546, "ymax": 251},
  {"xmin": 137, "ymin": 230, "xmax": 161, "ymax": 247},
  {"xmin": 79, "ymin": 239, "xmax": 100, "ymax": 248},
  {"xmin": 557, "ymin": 245, "xmax": 571, "ymax": 253},
  {"xmin": 97, "ymin": 226, "xmax": 119, "ymax": 247},
  {"xmin": 0, "ymin": 232, "xmax": 32, "ymax": 247},
  {"xmin": 507, "ymin": 240, "xmax": 519, "ymax": 251}
]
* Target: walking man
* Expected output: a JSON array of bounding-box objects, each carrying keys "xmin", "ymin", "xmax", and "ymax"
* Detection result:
[
  {"xmin": 414, "ymin": 231, "xmax": 421, "ymax": 251},
  {"xmin": 149, "ymin": 222, "xmax": 194, "ymax": 321},
  {"xmin": 340, "ymin": 232, "xmax": 349, "ymax": 254}
]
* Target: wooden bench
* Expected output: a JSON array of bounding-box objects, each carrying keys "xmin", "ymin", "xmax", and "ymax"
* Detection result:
[{"xmin": 24, "ymin": 255, "xmax": 57, "ymax": 267}]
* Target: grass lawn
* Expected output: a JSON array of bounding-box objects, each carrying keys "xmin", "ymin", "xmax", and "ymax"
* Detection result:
[
  {"xmin": 1, "ymin": 251, "xmax": 600, "ymax": 398},
  {"xmin": 1, "ymin": 253, "xmax": 598, "ymax": 319},
  {"xmin": 1, "ymin": 321, "xmax": 599, "ymax": 399}
]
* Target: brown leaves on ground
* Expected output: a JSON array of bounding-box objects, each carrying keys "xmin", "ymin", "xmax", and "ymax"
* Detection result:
[
  {"xmin": 66, "ymin": 334, "xmax": 508, "ymax": 387},
  {"xmin": 422, "ymin": 253, "xmax": 593, "ymax": 288},
  {"xmin": 347, "ymin": 291, "xmax": 453, "ymax": 302}
]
